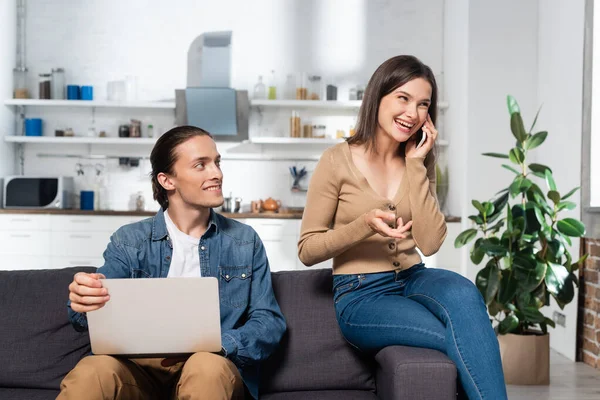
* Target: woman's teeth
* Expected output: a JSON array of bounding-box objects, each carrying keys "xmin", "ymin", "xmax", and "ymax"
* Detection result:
[{"xmin": 394, "ymin": 119, "xmax": 414, "ymax": 130}]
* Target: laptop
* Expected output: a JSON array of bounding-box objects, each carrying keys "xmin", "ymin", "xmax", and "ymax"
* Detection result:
[{"xmin": 87, "ymin": 277, "xmax": 221, "ymax": 357}]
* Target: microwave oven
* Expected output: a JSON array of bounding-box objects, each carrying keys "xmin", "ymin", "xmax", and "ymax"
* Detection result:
[{"xmin": 2, "ymin": 176, "xmax": 74, "ymax": 209}]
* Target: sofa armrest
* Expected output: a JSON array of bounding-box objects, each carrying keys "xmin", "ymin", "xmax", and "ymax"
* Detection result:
[{"xmin": 375, "ymin": 345, "xmax": 457, "ymax": 400}]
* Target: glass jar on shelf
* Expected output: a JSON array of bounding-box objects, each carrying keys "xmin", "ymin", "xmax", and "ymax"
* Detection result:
[
  {"xmin": 296, "ymin": 73, "xmax": 308, "ymax": 100},
  {"xmin": 253, "ymin": 75, "xmax": 267, "ymax": 99},
  {"xmin": 13, "ymin": 67, "xmax": 29, "ymax": 98},
  {"xmin": 51, "ymin": 68, "xmax": 65, "ymax": 99},
  {"xmin": 38, "ymin": 73, "xmax": 51, "ymax": 99},
  {"xmin": 284, "ymin": 74, "xmax": 296, "ymax": 100},
  {"xmin": 312, "ymin": 125, "xmax": 326, "ymax": 138},
  {"xmin": 308, "ymin": 75, "xmax": 322, "ymax": 100}
]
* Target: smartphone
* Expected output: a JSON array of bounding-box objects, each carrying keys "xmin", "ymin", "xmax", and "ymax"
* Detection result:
[{"xmin": 415, "ymin": 124, "xmax": 427, "ymax": 149}]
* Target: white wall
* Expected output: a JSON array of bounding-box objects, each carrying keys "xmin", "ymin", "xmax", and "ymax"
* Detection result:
[
  {"xmin": 465, "ymin": 0, "xmax": 539, "ymax": 282},
  {"xmin": 591, "ymin": 0, "xmax": 600, "ymax": 207},
  {"xmin": 0, "ymin": 0, "xmax": 16, "ymax": 178},
  {"xmin": 443, "ymin": 0, "xmax": 470, "ymax": 276},
  {"xmin": 536, "ymin": 0, "xmax": 585, "ymax": 361},
  {"xmin": 18, "ymin": 0, "xmax": 446, "ymax": 212}
]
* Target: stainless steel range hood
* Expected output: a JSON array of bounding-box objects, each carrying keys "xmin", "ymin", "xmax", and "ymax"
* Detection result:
[{"xmin": 175, "ymin": 31, "xmax": 248, "ymax": 141}]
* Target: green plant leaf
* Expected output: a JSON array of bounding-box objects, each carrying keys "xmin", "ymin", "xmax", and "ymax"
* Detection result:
[
  {"xmin": 511, "ymin": 113, "xmax": 527, "ymax": 143},
  {"xmin": 455, "ymin": 229, "xmax": 478, "ymax": 248},
  {"xmin": 557, "ymin": 201, "xmax": 577, "ymax": 211},
  {"xmin": 529, "ymin": 105, "xmax": 543, "ymax": 133},
  {"xmin": 480, "ymin": 240, "xmax": 507, "ymax": 257},
  {"xmin": 557, "ymin": 218, "xmax": 586, "ymax": 237},
  {"xmin": 522, "ymin": 307, "xmax": 547, "ymax": 323},
  {"xmin": 514, "ymin": 256, "xmax": 547, "ymax": 291},
  {"xmin": 502, "ymin": 164, "xmax": 521, "ymax": 175},
  {"xmin": 498, "ymin": 270, "xmax": 518, "ymax": 304},
  {"xmin": 510, "ymin": 176, "xmax": 523, "ymax": 197},
  {"xmin": 471, "ymin": 238, "xmax": 486, "ymax": 265},
  {"xmin": 468, "ymin": 215, "xmax": 484, "ymax": 225},
  {"xmin": 547, "ymin": 240, "xmax": 566, "ymax": 260},
  {"xmin": 482, "ymin": 152, "xmax": 509, "ymax": 159},
  {"xmin": 484, "ymin": 202, "xmax": 495, "ymax": 217},
  {"xmin": 529, "ymin": 163, "xmax": 552, "ymax": 176},
  {"xmin": 509, "ymin": 147, "xmax": 525, "ymax": 165},
  {"xmin": 533, "ymin": 206, "xmax": 547, "ymax": 227},
  {"xmin": 545, "ymin": 263, "xmax": 575, "ymax": 307},
  {"xmin": 498, "ymin": 314, "xmax": 519, "ymax": 334},
  {"xmin": 524, "ymin": 131, "xmax": 548, "ymax": 151},
  {"xmin": 545, "ymin": 169, "xmax": 557, "ymax": 191},
  {"xmin": 561, "ymin": 187, "xmax": 580, "ymax": 200},
  {"xmin": 571, "ymin": 254, "xmax": 589, "ymax": 272},
  {"xmin": 507, "ymin": 95, "xmax": 521, "ymax": 114},
  {"xmin": 547, "ymin": 190, "xmax": 561, "ymax": 205},
  {"xmin": 472, "ymin": 200, "xmax": 485, "ymax": 215},
  {"xmin": 476, "ymin": 260, "xmax": 501, "ymax": 305}
]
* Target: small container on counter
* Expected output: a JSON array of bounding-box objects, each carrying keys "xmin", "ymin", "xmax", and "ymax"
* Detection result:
[
  {"xmin": 296, "ymin": 73, "xmax": 308, "ymax": 100},
  {"xmin": 51, "ymin": 68, "xmax": 65, "ymax": 99},
  {"xmin": 326, "ymin": 84, "xmax": 337, "ymax": 101},
  {"xmin": 302, "ymin": 124, "xmax": 313, "ymax": 138},
  {"xmin": 67, "ymin": 85, "xmax": 80, "ymax": 100},
  {"xmin": 38, "ymin": 73, "xmax": 51, "ymax": 99},
  {"xmin": 118, "ymin": 125, "xmax": 130, "ymax": 137},
  {"xmin": 13, "ymin": 67, "xmax": 29, "ymax": 99},
  {"xmin": 312, "ymin": 125, "xmax": 326, "ymax": 138},
  {"xmin": 290, "ymin": 111, "xmax": 301, "ymax": 138},
  {"xmin": 284, "ymin": 74, "xmax": 296, "ymax": 100},
  {"xmin": 81, "ymin": 85, "xmax": 94, "ymax": 101},
  {"xmin": 308, "ymin": 75, "xmax": 322, "ymax": 100},
  {"xmin": 130, "ymin": 119, "xmax": 142, "ymax": 137}
]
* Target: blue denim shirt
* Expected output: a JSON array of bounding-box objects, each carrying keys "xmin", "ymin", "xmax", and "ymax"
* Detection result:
[{"xmin": 67, "ymin": 208, "xmax": 286, "ymax": 399}]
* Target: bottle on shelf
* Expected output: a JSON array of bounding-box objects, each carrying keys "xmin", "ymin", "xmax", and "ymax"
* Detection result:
[
  {"xmin": 253, "ymin": 75, "xmax": 267, "ymax": 99},
  {"xmin": 290, "ymin": 111, "xmax": 301, "ymax": 138},
  {"xmin": 268, "ymin": 70, "xmax": 277, "ymax": 100},
  {"xmin": 13, "ymin": 67, "xmax": 29, "ymax": 99}
]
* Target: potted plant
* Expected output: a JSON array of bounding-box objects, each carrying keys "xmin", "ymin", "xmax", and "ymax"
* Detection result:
[{"xmin": 454, "ymin": 95, "xmax": 588, "ymax": 385}]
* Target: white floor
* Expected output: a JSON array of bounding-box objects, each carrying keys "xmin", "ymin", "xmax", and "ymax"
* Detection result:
[{"xmin": 506, "ymin": 351, "xmax": 600, "ymax": 400}]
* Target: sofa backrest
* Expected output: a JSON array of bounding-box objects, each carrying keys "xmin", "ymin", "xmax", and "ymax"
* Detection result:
[
  {"xmin": 260, "ymin": 269, "xmax": 375, "ymax": 393},
  {"xmin": 0, "ymin": 267, "xmax": 94, "ymax": 390}
]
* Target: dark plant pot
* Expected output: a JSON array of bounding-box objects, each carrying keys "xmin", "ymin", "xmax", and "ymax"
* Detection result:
[{"xmin": 498, "ymin": 332, "xmax": 550, "ymax": 385}]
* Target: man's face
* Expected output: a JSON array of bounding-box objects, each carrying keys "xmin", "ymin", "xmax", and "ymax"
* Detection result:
[{"xmin": 163, "ymin": 135, "xmax": 224, "ymax": 209}]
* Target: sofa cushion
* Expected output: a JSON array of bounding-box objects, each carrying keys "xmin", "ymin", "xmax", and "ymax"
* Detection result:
[
  {"xmin": 262, "ymin": 391, "xmax": 379, "ymax": 400},
  {"xmin": 0, "ymin": 267, "xmax": 95, "ymax": 390},
  {"xmin": 260, "ymin": 269, "xmax": 375, "ymax": 393},
  {"xmin": 0, "ymin": 388, "xmax": 59, "ymax": 400}
]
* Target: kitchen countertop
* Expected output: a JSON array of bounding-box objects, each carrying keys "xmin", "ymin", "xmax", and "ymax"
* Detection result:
[{"xmin": 0, "ymin": 208, "xmax": 461, "ymax": 222}]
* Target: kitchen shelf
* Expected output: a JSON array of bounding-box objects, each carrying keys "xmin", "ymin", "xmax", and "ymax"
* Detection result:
[
  {"xmin": 247, "ymin": 137, "xmax": 343, "ymax": 145},
  {"xmin": 250, "ymin": 99, "xmax": 449, "ymax": 110},
  {"xmin": 4, "ymin": 99, "xmax": 175, "ymax": 109},
  {"xmin": 247, "ymin": 136, "xmax": 449, "ymax": 146},
  {"xmin": 4, "ymin": 136, "xmax": 158, "ymax": 145}
]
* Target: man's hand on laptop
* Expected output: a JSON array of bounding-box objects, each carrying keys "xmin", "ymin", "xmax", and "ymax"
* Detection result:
[{"xmin": 69, "ymin": 272, "xmax": 110, "ymax": 313}]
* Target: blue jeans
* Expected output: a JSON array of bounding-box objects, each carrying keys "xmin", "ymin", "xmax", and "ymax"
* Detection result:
[{"xmin": 333, "ymin": 264, "xmax": 507, "ymax": 400}]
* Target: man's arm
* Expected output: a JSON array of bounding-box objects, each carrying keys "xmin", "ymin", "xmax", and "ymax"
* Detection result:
[
  {"xmin": 67, "ymin": 232, "xmax": 131, "ymax": 331},
  {"xmin": 220, "ymin": 233, "xmax": 287, "ymax": 368}
]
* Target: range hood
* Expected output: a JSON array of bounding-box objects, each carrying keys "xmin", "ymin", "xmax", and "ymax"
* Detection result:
[{"xmin": 175, "ymin": 31, "xmax": 248, "ymax": 141}]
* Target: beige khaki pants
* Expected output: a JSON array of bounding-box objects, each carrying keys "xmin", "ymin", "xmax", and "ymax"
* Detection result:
[{"xmin": 57, "ymin": 352, "xmax": 245, "ymax": 400}]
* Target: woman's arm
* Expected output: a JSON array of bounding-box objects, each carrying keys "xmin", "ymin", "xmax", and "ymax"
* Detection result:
[
  {"xmin": 298, "ymin": 149, "xmax": 374, "ymax": 266},
  {"xmin": 406, "ymin": 154, "xmax": 447, "ymax": 256}
]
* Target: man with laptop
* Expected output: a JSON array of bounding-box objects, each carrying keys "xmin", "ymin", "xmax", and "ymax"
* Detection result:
[{"xmin": 58, "ymin": 125, "xmax": 287, "ymax": 400}]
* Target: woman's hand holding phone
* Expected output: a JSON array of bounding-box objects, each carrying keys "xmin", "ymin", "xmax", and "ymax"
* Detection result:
[{"xmin": 406, "ymin": 114, "xmax": 437, "ymax": 158}]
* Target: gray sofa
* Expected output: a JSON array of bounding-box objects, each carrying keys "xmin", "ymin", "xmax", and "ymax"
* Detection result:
[{"xmin": 0, "ymin": 267, "xmax": 457, "ymax": 399}]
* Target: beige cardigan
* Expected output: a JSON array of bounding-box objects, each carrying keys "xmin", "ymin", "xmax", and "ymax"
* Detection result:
[{"xmin": 298, "ymin": 142, "xmax": 447, "ymax": 275}]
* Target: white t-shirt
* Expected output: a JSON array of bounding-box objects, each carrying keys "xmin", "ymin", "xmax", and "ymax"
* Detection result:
[{"xmin": 164, "ymin": 210, "xmax": 202, "ymax": 277}]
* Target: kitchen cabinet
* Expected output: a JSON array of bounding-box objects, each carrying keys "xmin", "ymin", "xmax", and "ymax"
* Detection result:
[{"xmin": 0, "ymin": 212, "xmax": 461, "ymax": 275}]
